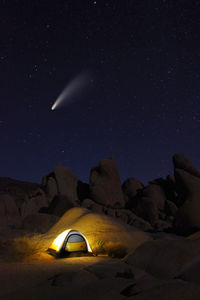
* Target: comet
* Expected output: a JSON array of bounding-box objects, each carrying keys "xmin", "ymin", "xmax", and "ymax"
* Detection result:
[{"xmin": 51, "ymin": 71, "xmax": 91, "ymax": 111}]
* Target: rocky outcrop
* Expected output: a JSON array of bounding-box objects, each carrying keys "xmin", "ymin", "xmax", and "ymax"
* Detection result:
[
  {"xmin": 22, "ymin": 213, "xmax": 59, "ymax": 233},
  {"xmin": 0, "ymin": 194, "xmax": 21, "ymax": 228},
  {"xmin": 89, "ymin": 158, "xmax": 125, "ymax": 208},
  {"xmin": 54, "ymin": 163, "xmax": 79, "ymax": 205},
  {"xmin": 42, "ymin": 163, "xmax": 80, "ymax": 206},
  {"xmin": 174, "ymin": 168, "xmax": 200, "ymax": 234},
  {"xmin": 1, "ymin": 153, "xmax": 200, "ymax": 235},
  {"xmin": 122, "ymin": 177, "xmax": 143, "ymax": 206},
  {"xmin": 77, "ymin": 180, "xmax": 90, "ymax": 202},
  {"xmin": 125, "ymin": 238, "xmax": 200, "ymax": 279},
  {"xmin": 81, "ymin": 199, "xmax": 152, "ymax": 231},
  {"xmin": 45, "ymin": 176, "xmax": 58, "ymax": 199},
  {"xmin": 42, "ymin": 195, "xmax": 75, "ymax": 217},
  {"xmin": 82, "ymin": 198, "xmax": 103, "ymax": 213},
  {"xmin": 21, "ymin": 188, "xmax": 48, "ymax": 217},
  {"xmin": 173, "ymin": 153, "xmax": 200, "ymax": 178},
  {"xmin": 134, "ymin": 196, "xmax": 158, "ymax": 227}
]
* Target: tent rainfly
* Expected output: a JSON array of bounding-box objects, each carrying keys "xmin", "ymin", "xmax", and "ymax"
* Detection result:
[{"xmin": 48, "ymin": 229, "xmax": 92, "ymax": 257}]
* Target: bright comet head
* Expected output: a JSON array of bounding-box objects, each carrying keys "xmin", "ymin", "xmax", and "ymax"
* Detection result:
[{"xmin": 50, "ymin": 71, "xmax": 91, "ymax": 111}]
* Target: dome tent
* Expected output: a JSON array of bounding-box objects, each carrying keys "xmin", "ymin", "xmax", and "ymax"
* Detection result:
[{"xmin": 48, "ymin": 229, "xmax": 93, "ymax": 257}]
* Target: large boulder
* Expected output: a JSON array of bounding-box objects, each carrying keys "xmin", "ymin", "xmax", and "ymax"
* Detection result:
[
  {"xmin": 0, "ymin": 194, "xmax": 21, "ymax": 228},
  {"xmin": 22, "ymin": 213, "xmax": 59, "ymax": 233},
  {"xmin": 89, "ymin": 158, "xmax": 125, "ymax": 208},
  {"xmin": 125, "ymin": 280, "xmax": 200, "ymax": 300},
  {"xmin": 42, "ymin": 195, "xmax": 75, "ymax": 217},
  {"xmin": 53, "ymin": 163, "xmax": 79, "ymax": 205},
  {"xmin": 142, "ymin": 184, "xmax": 166, "ymax": 211},
  {"xmin": 165, "ymin": 200, "xmax": 178, "ymax": 217},
  {"xmin": 134, "ymin": 196, "xmax": 158, "ymax": 227},
  {"xmin": 174, "ymin": 168, "xmax": 200, "ymax": 234},
  {"xmin": 81, "ymin": 198, "xmax": 103, "ymax": 214},
  {"xmin": 149, "ymin": 176, "xmax": 177, "ymax": 205},
  {"xmin": 0, "ymin": 177, "xmax": 39, "ymax": 211},
  {"xmin": 173, "ymin": 154, "xmax": 200, "ymax": 178},
  {"xmin": 125, "ymin": 238, "xmax": 200, "ymax": 279},
  {"xmin": 122, "ymin": 177, "xmax": 143, "ymax": 205},
  {"xmin": 45, "ymin": 176, "xmax": 58, "ymax": 199},
  {"xmin": 77, "ymin": 180, "xmax": 90, "ymax": 202},
  {"xmin": 21, "ymin": 189, "xmax": 48, "ymax": 217}
]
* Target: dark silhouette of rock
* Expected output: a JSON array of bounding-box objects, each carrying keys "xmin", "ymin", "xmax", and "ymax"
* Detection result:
[
  {"xmin": 0, "ymin": 177, "xmax": 39, "ymax": 196},
  {"xmin": 177, "ymin": 261, "xmax": 200, "ymax": 284},
  {"xmin": 173, "ymin": 153, "xmax": 200, "ymax": 178},
  {"xmin": 77, "ymin": 180, "xmax": 90, "ymax": 202},
  {"xmin": 149, "ymin": 176, "xmax": 177, "ymax": 204},
  {"xmin": 126, "ymin": 238, "xmax": 200, "ymax": 279},
  {"xmin": 53, "ymin": 163, "xmax": 79, "ymax": 205},
  {"xmin": 42, "ymin": 195, "xmax": 75, "ymax": 217},
  {"xmin": 22, "ymin": 213, "xmax": 59, "ymax": 233},
  {"xmin": 165, "ymin": 200, "xmax": 178, "ymax": 216},
  {"xmin": 155, "ymin": 219, "xmax": 173, "ymax": 231},
  {"xmin": 125, "ymin": 210, "xmax": 153, "ymax": 231},
  {"xmin": 46, "ymin": 176, "xmax": 58, "ymax": 199},
  {"xmin": 142, "ymin": 184, "xmax": 166, "ymax": 211},
  {"xmin": 122, "ymin": 177, "xmax": 143, "ymax": 205},
  {"xmin": 89, "ymin": 158, "xmax": 125, "ymax": 208},
  {"xmin": 21, "ymin": 188, "xmax": 48, "ymax": 217},
  {"xmin": 0, "ymin": 194, "xmax": 21, "ymax": 228},
  {"xmin": 81, "ymin": 198, "xmax": 103, "ymax": 213},
  {"xmin": 0, "ymin": 177, "xmax": 40, "ymax": 211},
  {"xmin": 127, "ymin": 280, "xmax": 200, "ymax": 300},
  {"xmin": 134, "ymin": 196, "xmax": 158, "ymax": 227},
  {"xmin": 174, "ymin": 168, "xmax": 200, "ymax": 234}
]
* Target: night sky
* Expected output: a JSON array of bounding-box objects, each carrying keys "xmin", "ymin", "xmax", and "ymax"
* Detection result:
[{"xmin": 1, "ymin": 1, "xmax": 200, "ymax": 185}]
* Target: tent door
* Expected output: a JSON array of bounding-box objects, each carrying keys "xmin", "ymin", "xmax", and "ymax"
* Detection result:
[{"xmin": 65, "ymin": 234, "xmax": 87, "ymax": 252}]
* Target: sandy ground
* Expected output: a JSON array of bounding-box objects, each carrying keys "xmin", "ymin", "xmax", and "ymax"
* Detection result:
[{"xmin": 0, "ymin": 256, "xmax": 132, "ymax": 300}]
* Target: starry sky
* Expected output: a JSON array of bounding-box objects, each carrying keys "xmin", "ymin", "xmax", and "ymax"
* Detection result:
[{"xmin": 1, "ymin": 0, "xmax": 200, "ymax": 185}]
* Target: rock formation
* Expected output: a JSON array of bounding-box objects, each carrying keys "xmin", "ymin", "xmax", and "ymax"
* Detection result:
[
  {"xmin": 1, "ymin": 153, "xmax": 200, "ymax": 236},
  {"xmin": 89, "ymin": 158, "xmax": 125, "ymax": 208}
]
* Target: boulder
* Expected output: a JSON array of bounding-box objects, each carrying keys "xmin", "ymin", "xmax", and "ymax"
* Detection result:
[
  {"xmin": 125, "ymin": 238, "xmax": 200, "ymax": 279},
  {"xmin": 149, "ymin": 176, "xmax": 177, "ymax": 204},
  {"xmin": 165, "ymin": 200, "xmax": 178, "ymax": 216},
  {"xmin": 89, "ymin": 158, "xmax": 125, "ymax": 208},
  {"xmin": 142, "ymin": 184, "xmax": 166, "ymax": 211},
  {"xmin": 81, "ymin": 198, "xmax": 103, "ymax": 214},
  {"xmin": 173, "ymin": 153, "xmax": 200, "ymax": 178},
  {"xmin": 21, "ymin": 189, "xmax": 48, "ymax": 217},
  {"xmin": 120, "ymin": 273, "xmax": 166, "ymax": 298},
  {"xmin": 126, "ymin": 280, "xmax": 200, "ymax": 300},
  {"xmin": 134, "ymin": 197, "xmax": 158, "ymax": 227},
  {"xmin": 0, "ymin": 194, "xmax": 21, "ymax": 228},
  {"xmin": 155, "ymin": 219, "xmax": 173, "ymax": 231},
  {"xmin": 122, "ymin": 177, "xmax": 143, "ymax": 204},
  {"xmin": 43, "ymin": 195, "xmax": 75, "ymax": 217},
  {"xmin": 127, "ymin": 211, "xmax": 153, "ymax": 231},
  {"xmin": 46, "ymin": 176, "xmax": 58, "ymax": 199},
  {"xmin": 177, "ymin": 261, "xmax": 200, "ymax": 284},
  {"xmin": 0, "ymin": 177, "xmax": 39, "ymax": 211},
  {"xmin": 174, "ymin": 168, "xmax": 200, "ymax": 234},
  {"xmin": 22, "ymin": 213, "xmax": 59, "ymax": 233},
  {"xmin": 53, "ymin": 163, "xmax": 79, "ymax": 205}
]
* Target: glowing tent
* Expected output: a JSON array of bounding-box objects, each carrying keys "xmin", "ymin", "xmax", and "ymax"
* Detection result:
[{"xmin": 48, "ymin": 229, "xmax": 93, "ymax": 257}]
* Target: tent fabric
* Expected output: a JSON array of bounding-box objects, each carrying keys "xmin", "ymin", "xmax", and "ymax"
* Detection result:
[{"xmin": 48, "ymin": 229, "xmax": 92, "ymax": 256}]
